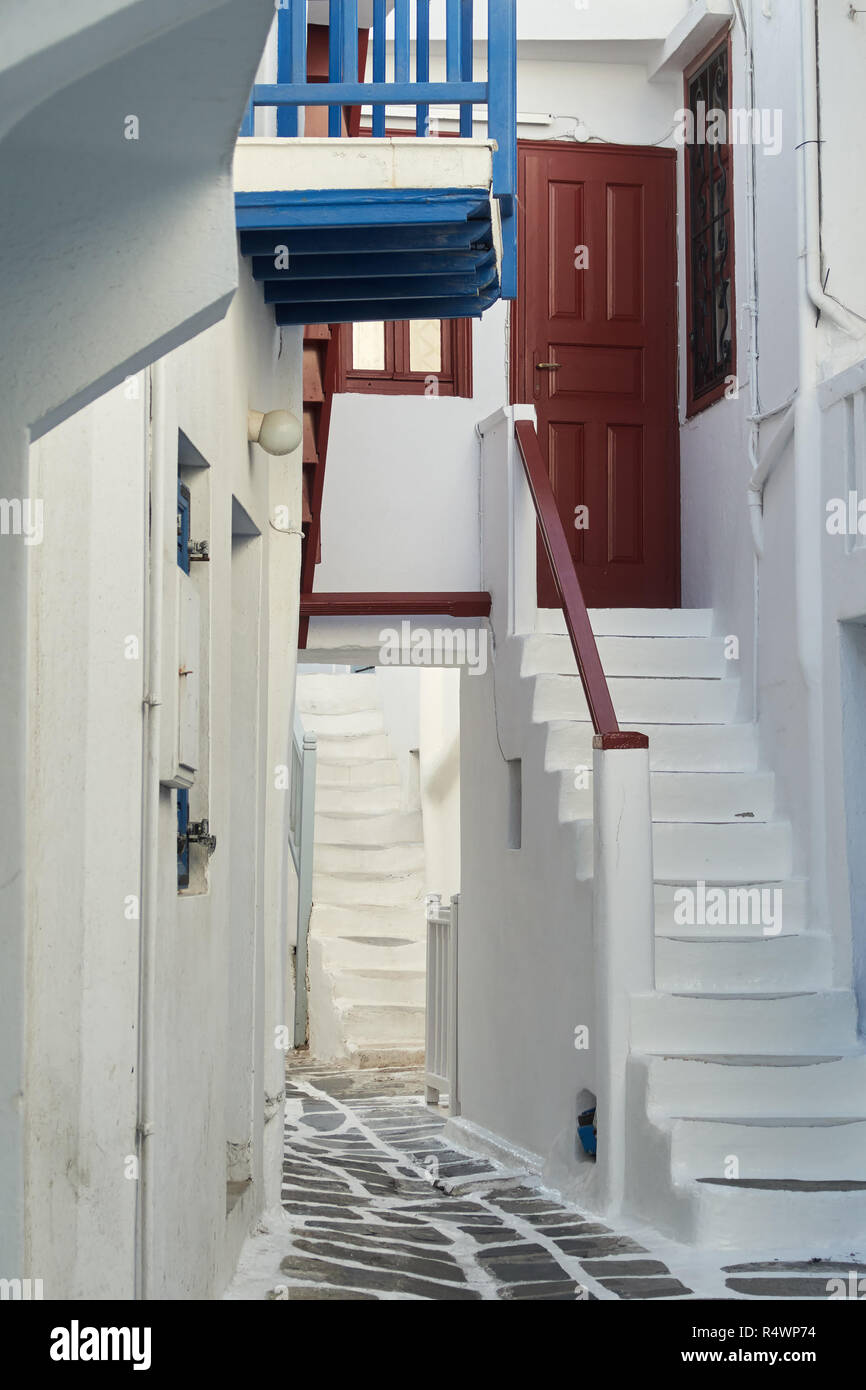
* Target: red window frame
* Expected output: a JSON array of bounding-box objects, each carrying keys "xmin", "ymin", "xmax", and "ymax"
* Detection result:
[
  {"xmin": 683, "ymin": 34, "xmax": 737, "ymax": 418},
  {"xmin": 336, "ymin": 319, "xmax": 474, "ymax": 398}
]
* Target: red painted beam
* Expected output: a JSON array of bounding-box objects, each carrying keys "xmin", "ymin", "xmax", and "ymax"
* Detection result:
[
  {"xmin": 514, "ymin": 419, "xmax": 629, "ymax": 742},
  {"xmin": 300, "ymin": 592, "xmax": 492, "ymax": 619}
]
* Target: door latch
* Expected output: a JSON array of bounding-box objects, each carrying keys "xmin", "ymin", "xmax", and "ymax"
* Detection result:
[
  {"xmin": 536, "ymin": 362, "xmax": 562, "ymax": 371},
  {"xmin": 186, "ymin": 819, "xmax": 217, "ymax": 856}
]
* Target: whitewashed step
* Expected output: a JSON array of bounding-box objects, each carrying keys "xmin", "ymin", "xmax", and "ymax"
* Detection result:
[
  {"xmin": 316, "ymin": 783, "xmax": 402, "ymax": 815},
  {"xmin": 314, "ymin": 811, "xmax": 423, "ymax": 846},
  {"xmin": 545, "ymin": 719, "xmax": 759, "ymax": 774},
  {"xmin": 296, "ymin": 674, "xmax": 379, "ymax": 714},
  {"xmin": 317, "ymin": 934, "xmax": 426, "ymax": 972},
  {"xmin": 655, "ymin": 879, "xmax": 807, "ymax": 938},
  {"xmin": 316, "ymin": 758, "xmax": 401, "ymax": 790},
  {"xmin": 639, "ymin": 1053, "xmax": 866, "ymax": 1120},
  {"xmin": 679, "ymin": 1175, "xmax": 866, "ymax": 1250},
  {"xmin": 346, "ymin": 1042, "xmax": 426, "ymax": 1068},
  {"xmin": 670, "ymin": 1117, "xmax": 866, "ymax": 1182},
  {"xmin": 632, "ymin": 990, "xmax": 858, "ymax": 1055},
  {"xmin": 315, "ymin": 732, "xmax": 392, "ymax": 762},
  {"xmin": 313, "ymin": 870, "xmax": 425, "ymax": 909},
  {"xmin": 298, "ymin": 708, "xmax": 385, "ymax": 738},
  {"xmin": 335, "ymin": 1001, "xmax": 425, "ymax": 1046},
  {"xmin": 334, "ymin": 968, "xmax": 426, "ymax": 1006},
  {"xmin": 534, "ymin": 674, "xmax": 739, "ymax": 725},
  {"xmin": 654, "ymin": 820, "xmax": 791, "ymax": 882},
  {"xmin": 522, "ymin": 634, "xmax": 726, "ymax": 680},
  {"xmin": 538, "ymin": 608, "xmax": 714, "ymax": 638},
  {"xmin": 574, "ymin": 819, "xmax": 792, "ymax": 881},
  {"xmin": 315, "ymin": 843, "xmax": 426, "ymax": 876},
  {"xmin": 559, "ymin": 770, "xmax": 775, "ymax": 824},
  {"xmin": 311, "ymin": 903, "xmax": 425, "ymax": 940},
  {"xmin": 655, "ymin": 934, "xmax": 832, "ymax": 994}
]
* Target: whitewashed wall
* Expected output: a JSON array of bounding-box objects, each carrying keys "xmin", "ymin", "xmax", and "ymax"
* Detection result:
[{"xmin": 24, "ymin": 271, "xmax": 303, "ymax": 1299}]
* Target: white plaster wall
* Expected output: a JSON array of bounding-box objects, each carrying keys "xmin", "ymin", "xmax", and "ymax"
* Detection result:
[
  {"xmin": 419, "ymin": 669, "xmax": 462, "ymax": 901},
  {"xmin": 459, "ymin": 655, "xmax": 595, "ymax": 1173},
  {"xmin": 0, "ymin": 0, "xmax": 276, "ymax": 1279},
  {"xmin": 23, "ymin": 269, "xmax": 303, "ymax": 1299}
]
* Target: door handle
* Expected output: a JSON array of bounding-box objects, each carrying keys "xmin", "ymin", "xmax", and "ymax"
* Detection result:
[{"xmin": 536, "ymin": 362, "xmax": 562, "ymax": 371}]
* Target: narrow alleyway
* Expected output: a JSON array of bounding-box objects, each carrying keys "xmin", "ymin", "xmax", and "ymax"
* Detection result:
[{"xmin": 225, "ymin": 1062, "xmax": 861, "ymax": 1301}]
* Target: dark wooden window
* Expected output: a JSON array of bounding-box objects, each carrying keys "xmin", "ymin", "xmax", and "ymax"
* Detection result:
[
  {"xmin": 684, "ymin": 37, "xmax": 736, "ymax": 417},
  {"xmin": 336, "ymin": 319, "xmax": 473, "ymax": 398}
]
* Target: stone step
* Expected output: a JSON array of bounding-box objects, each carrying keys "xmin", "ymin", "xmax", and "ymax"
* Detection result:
[
  {"xmin": 522, "ymin": 633, "xmax": 726, "ymax": 680},
  {"xmin": 655, "ymin": 934, "xmax": 832, "ymax": 994},
  {"xmin": 314, "ymin": 810, "xmax": 423, "ymax": 847},
  {"xmin": 315, "ymin": 758, "xmax": 401, "ymax": 790},
  {"xmin": 345, "ymin": 1042, "xmax": 426, "ymax": 1069},
  {"xmin": 632, "ymin": 990, "xmax": 858, "ymax": 1056},
  {"xmin": 316, "ymin": 933, "xmax": 427, "ymax": 972},
  {"xmin": 670, "ymin": 1117, "xmax": 866, "ymax": 1182},
  {"xmin": 312, "ymin": 870, "xmax": 426, "ymax": 909},
  {"xmin": 655, "ymin": 879, "xmax": 807, "ymax": 938},
  {"xmin": 680, "ymin": 1175, "xmax": 866, "ymax": 1251},
  {"xmin": 315, "ymin": 843, "xmax": 426, "ymax": 876},
  {"xmin": 574, "ymin": 819, "xmax": 793, "ymax": 882},
  {"xmin": 334, "ymin": 967, "xmax": 426, "ymax": 1005},
  {"xmin": 296, "ymin": 673, "xmax": 380, "ymax": 714},
  {"xmin": 559, "ymin": 770, "xmax": 775, "ymax": 824},
  {"xmin": 315, "ymin": 732, "xmax": 393, "ymax": 762},
  {"xmin": 534, "ymin": 674, "xmax": 739, "ymax": 725},
  {"xmin": 335, "ymin": 1001, "xmax": 425, "ymax": 1047},
  {"xmin": 310, "ymin": 903, "xmax": 426, "ymax": 940},
  {"xmin": 298, "ymin": 708, "xmax": 386, "ymax": 738},
  {"xmin": 315, "ymin": 782, "xmax": 403, "ymax": 814},
  {"xmin": 538, "ymin": 608, "xmax": 714, "ymax": 638},
  {"xmin": 545, "ymin": 720, "xmax": 758, "ymax": 774},
  {"xmin": 638, "ymin": 1053, "xmax": 866, "ymax": 1121}
]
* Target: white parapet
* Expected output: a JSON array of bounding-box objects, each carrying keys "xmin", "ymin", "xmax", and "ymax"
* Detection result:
[
  {"xmin": 234, "ymin": 136, "xmax": 495, "ymax": 193},
  {"xmin": 592, "ymin": 739, "xmax": 655, "ymax": 1216}
]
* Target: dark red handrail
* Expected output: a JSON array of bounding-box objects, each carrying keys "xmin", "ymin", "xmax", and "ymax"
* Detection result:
[{"xmin": 515, "ymin": 420, "xmax": 644, "ymax": 748}]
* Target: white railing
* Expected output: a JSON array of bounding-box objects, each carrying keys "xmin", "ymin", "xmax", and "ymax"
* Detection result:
[
  {"xmin": 289, "ymin": 710, "xmax": 317, "ymax": 1047},
  {"xmin": 425, "ymin": 893, "xmax": 459, "ymax": 1112}
]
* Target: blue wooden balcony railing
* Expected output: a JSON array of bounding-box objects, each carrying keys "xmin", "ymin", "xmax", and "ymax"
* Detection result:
[{"xmin": 240, "ymin": 0, "xmax": 517, "ymax": 298}]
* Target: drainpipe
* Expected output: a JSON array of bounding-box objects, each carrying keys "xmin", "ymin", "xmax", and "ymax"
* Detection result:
[
  {"xmin": 747, "ymin": 403, "xmax": 796, "ymax": 558},
  {"xmin": 135, "ymin": 361, "xmax": 165, "ymax": 1300},
  {"xmin": 792, "ymin": 0, "xmax": 857, "ymax": 943}
]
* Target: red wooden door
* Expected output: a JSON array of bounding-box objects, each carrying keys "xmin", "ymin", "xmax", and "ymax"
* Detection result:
[{"xmin": 513, "ymin": 142, "xmax": 680, "ymax": 609}]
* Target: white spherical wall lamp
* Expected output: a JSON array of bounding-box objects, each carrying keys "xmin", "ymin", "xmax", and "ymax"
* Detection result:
[{"xmin": 247, "ymin": 408, "xmax": 303, "ymax": 456}]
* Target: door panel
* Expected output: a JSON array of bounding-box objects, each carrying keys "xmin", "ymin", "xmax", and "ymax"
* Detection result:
[{"xmin": 514, "ymin": 142, "xmax": 680, "ymax": 609}]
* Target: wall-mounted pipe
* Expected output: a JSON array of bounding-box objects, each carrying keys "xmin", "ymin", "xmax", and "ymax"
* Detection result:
[
  {"xmin": 747, "ymin": 402, "xmax": 796, "ymax": 557},
  {"xmin": 134, "ymin": 361, "xmax": 166, "ymax": 1300}
]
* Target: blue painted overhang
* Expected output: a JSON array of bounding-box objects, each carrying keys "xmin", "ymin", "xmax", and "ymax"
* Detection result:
[{"xmin": 235, "ymin": 186, "xmax": 501, "ymax": 326}]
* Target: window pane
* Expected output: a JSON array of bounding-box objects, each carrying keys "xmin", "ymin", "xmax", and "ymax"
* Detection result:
[
  {"xmin": 353, "ymin": 322, "xmax": 386, "ymax": 371},
  {"xmin": 409, "ymin": 319, "xmax": 442, "ymax": 374}
]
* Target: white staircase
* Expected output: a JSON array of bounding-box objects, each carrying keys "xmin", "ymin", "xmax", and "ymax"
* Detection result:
[
  {"xmin": 527, "ymin": 608, "xmax": 866, "ymax": 1250},
  {"xmin": 295, "ymin": 673, "xmax": 426, "ymax": 1068}
]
